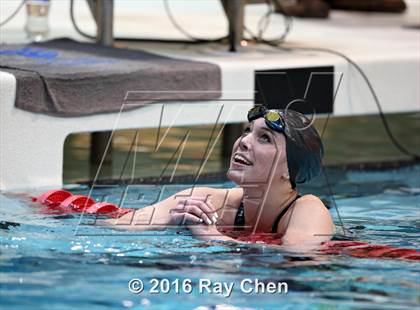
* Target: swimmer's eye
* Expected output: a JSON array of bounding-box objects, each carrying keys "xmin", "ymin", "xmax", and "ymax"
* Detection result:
[
  {"xmin": 242, "ymin": 127, "xmax": 251, "ymax": 135},
  {"xmin": 260, "ymin": 134, "xmax": 271, "ymax": 143}
]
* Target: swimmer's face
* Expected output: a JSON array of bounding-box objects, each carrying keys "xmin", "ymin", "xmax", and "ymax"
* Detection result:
[{"xmin": 227, "ymin": 118, "xmax": 289, "ymax": 186}]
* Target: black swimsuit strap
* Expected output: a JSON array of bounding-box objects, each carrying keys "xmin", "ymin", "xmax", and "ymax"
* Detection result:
[
  {"xmin": 271, "ymin": 195, "xmax": 301, "ymax": 233},
  {"xmin": 233, "ymin": 195, "xmax": 301, "ymax": 232},
  {"xmin": 233, "ymin": 201, "xmax": 246, "ymax": 231}
]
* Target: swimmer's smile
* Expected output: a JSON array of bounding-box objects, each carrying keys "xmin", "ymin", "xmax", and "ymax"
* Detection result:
[{"xmin": 232, "ymin": 153, "xmax": 253, "ymax": 167}]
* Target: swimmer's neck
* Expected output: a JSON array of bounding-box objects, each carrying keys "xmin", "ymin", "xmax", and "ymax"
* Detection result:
[{"xmin": 241, "ymin": 180, "xmax": 298, "ymax": 233}]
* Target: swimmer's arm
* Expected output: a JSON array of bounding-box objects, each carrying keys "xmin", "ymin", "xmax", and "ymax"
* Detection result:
[
  {"xmin": 100, "ymin": 187, "xmax": 215, "ymax": 231},
  {"xmin": 279, "ymin": 196, "xmax": 336, "ymax": 252}
]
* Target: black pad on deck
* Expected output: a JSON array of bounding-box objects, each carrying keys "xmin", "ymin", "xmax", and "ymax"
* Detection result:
[{"xmin": 0, "ymin": 38, "xmax": 221, "ymax": 117}]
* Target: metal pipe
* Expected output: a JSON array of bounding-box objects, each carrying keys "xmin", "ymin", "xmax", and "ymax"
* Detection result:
[
  {"xmin": 222, "ymin": 0, "xmax": 244, "ymax": 52},
  {"xmin": 89, "ymin": 0, "xmax": 114, "ymax": 179},
  {"xmin": 95, "ymin": 0, "xmax": 113, "ymax": 45}
]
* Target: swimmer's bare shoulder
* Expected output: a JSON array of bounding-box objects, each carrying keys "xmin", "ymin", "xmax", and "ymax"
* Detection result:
[
  {"xmin": 100, "ymin": 186, "xmax": 242, "ymax": 231},
  {"xmin": 280, "ymin": 194, "xmax": 335, "ymax": 247}
]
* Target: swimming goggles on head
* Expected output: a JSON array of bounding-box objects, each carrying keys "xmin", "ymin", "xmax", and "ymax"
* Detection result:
[{"xmin": 247, "ymin": 105, "xmax": 286, "ymax": 133}]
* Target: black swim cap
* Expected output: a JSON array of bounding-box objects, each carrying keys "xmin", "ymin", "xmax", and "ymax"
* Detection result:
[{"xmin": 281, "ymin": 109, "xmax": 324, "ymax": 185}]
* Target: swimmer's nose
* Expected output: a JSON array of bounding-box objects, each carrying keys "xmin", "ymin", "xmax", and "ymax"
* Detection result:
[{"xmin": 239, "ymin": 134, "xmax": 251, "ymax": 151}]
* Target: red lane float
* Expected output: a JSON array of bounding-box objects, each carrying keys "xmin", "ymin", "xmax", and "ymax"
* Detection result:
[
  {"xmin": 35, "ymin": 189, "xmax": 133, "ymax": 218},
  {"xmin": 320, "ymin": 240, "xmax": 420, "ymax": 261},
  {"xmin": 37, "ymin": 189, "xmax": 72, "ymax": 208},
  {"xmin": 59, "ymin": 195, "xmax": 95, "ymax": 212},
  {"xmin": 86, "ymin": 202, "xmax": 119, "ymax": 214},
  {"xmin": 230, "ymin": 235, "xmax": 419, "ymax": 262},
  {"xmin": 35, "ymin": 190, "xmax": 419, "ymax": 261},
  {"xmin": 85, "ymin": 202, "xmax": 132, "ymax": 218}
]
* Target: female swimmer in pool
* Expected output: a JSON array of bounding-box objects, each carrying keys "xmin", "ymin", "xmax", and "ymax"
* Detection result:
[{"xmin": 111, "ymin": 106, "xmax": 335, "ymax": 249}]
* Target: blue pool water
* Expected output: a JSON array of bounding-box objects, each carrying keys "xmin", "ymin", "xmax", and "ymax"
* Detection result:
[{"xmin": 1, "ymin": 165, "xmax": 419, "ymax": 310}]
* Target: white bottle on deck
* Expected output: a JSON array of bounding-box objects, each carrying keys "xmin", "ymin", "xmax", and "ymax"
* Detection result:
[{"xmin": 24, "ymin": 0, "xmax": 50, "ymax": 42}]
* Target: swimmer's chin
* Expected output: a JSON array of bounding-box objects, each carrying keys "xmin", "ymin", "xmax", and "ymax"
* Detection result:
[{"xmin": 226, "ymin": 168, "xmax": 246, "ymax": 185}]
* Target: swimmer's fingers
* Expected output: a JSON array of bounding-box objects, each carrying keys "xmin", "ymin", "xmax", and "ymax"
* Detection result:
[
  {"xmin": 172, "ymin": 203, "xmax": 188, "ymax": 212},
  {"xmin": 170, "ymin": 204, "xmax": 204, "ymax": 225},
  {"xmin": 171, "ymin": 212, "xmax": 203, "ymax": 225},
  {"xmin": 179, "ymin": 199, "xmax": 218, "ymax": 224},
  {"xmin": 172, "ymin": 203, "xmax": 212, "ymax": 225},
  {"xmin": 185, "ymin": 204, "xmax": 213, "ymax": 225}
]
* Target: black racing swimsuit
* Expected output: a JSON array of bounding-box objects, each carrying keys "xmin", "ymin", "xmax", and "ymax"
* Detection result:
[{"xmin": 234, "ymin": 195, "xmax": 301, "ymax": 233}]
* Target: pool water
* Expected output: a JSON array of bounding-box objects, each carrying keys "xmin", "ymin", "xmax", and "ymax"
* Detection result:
[{"xmin": 1, "ymin": 165, "xmax": 419, "ymax": 310}]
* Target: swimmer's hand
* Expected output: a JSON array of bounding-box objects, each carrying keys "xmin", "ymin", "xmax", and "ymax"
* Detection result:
[{"xmin": 169, "ymin": 197, "xmax": 218, "ymax": 226}]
